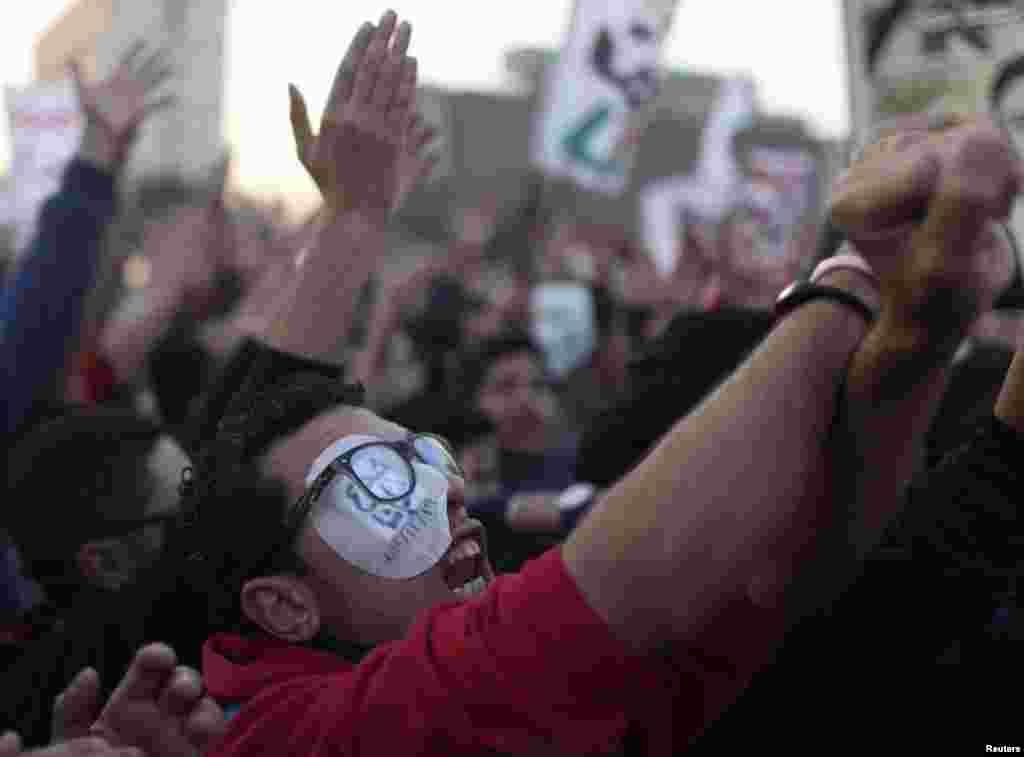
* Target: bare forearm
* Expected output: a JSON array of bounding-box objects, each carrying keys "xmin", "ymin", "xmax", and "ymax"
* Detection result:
[
  {"xmin": 261, "ymin": 213, "xmax": 381, "ymax": 364},
  {"xmin": 564, "ymin": 298, "xmax": 867, "ymax": 651}
]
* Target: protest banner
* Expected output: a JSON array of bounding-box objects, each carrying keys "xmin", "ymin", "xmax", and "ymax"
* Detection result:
[
  {"xmin": 843, "ymin": 0, "xmax": 1024, "ymax": 306},
  {"xmin": 532, "ymin": 0, "xmax": 679, "ymax": 195},
  {"xmin": 3, "ymin": 78, "xmax": 83, "ymax": 257}
]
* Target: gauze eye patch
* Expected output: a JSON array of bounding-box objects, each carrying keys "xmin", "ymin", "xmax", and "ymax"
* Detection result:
[{"xmin": 305, "ymin": 435, "xmax": 452, "ymax": 579}]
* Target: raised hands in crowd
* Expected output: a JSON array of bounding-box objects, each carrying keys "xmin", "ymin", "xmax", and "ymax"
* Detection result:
[
  {"xmin": 0, "ymin": 41, "xmax": 176, "ymax": 437},
  {"xmin": 1, "ymin": 644, "xmax": 222, "ymax": 757},
  {"xmin": 7, "ymin": 5, "xmax": 1024, "ymax": 755}
]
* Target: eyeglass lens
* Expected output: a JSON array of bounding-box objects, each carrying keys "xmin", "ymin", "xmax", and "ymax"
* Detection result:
[{"xmin": 349, "ymin": 445, "xmax": 414, "ymax": 500}]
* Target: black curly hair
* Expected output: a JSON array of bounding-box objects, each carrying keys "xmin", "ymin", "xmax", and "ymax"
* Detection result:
[
  {"xmin": 167, "ymin": 370, "xmax": 367, "ymax": 635},
  {"xmin": 5, "ymin": 407, "xmax": 163, "ymax": 603}
]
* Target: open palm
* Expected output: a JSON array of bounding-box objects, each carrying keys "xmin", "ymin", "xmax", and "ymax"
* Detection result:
[
  {"xmin": 288, "ymin": 10, "xmax": 417, "ymax": 220},
  {"xmin": 72, "ymin": 42, "xmax": 174, "ymax": 167}
]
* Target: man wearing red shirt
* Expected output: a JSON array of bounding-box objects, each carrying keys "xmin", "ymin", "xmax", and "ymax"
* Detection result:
[{"xmin": 184, "ymin": 12, "xmax": 1023, "ymax": 756}]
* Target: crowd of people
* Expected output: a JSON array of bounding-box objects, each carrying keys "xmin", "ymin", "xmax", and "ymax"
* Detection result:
[{"xmin": 0, "ymin": 9, "xmax": 1021, "ymax": 755}]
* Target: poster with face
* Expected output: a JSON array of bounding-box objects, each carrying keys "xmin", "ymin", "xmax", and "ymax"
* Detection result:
[
  {"xmin": 532, "ymin": 0, "xmax": 679, "ymax": 195},
  {"xmin": 743, "ymin": 147, "xmax": 819, "ymax": 261},
  {"xmin": 846, "ymin": 0, "xmax": 1024, "ymax": 133},
  {"xmin": 844, "ymin": 0, "xmax": 1024, "ymax": 306}
]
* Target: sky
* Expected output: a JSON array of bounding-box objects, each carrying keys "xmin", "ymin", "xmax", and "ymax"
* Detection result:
[{"xmin": 0, "ymin": 0, "xmax": 850, "ymax": 206}]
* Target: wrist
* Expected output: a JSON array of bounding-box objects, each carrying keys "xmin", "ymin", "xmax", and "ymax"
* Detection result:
[
  {"xmin": 815, "ymin": 268, "xmax": 881, "ymax": 314},
  {"xmin": 78, "ymin": 123, "xmax": 120, "ymax": 172}
]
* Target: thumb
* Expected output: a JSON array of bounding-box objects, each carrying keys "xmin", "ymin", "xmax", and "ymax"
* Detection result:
[
  {"xmin": 288, "ymin": 84, "xmax": 314, "ymax": 167},
  {"xmin": 53, "ymin": 667, "xmax": 102, "ymax": 742}
]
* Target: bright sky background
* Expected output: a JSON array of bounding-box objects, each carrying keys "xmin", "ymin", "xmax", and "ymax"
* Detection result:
[{"xmin": 0, "ymin": 1, "xmax": 849, "ymax": 207}]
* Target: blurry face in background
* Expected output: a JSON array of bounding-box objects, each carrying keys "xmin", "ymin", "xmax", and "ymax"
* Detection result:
[
  {"xmin": 475, "ymin": 351, "xmax": 555, "ymax": 449},
  {"xmin": 80, "ymin": 434, "xmax": 190, "ymax": 592},
  {"xmin": 459, "ymin": 273, "xmax": 532, "ymax": 349},
  {"xmin": 461, "ymin": 301, "xmax": 505, "ymax": 347}
]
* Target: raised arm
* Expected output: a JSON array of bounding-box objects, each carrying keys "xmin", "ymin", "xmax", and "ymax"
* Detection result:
[
  {"xmin": 99, "ymin": 204, "xmax": 221, "ymax": 385},
  {"xmin": 264, "ymin": 13, "xmax": 415, "ymax": 365},
  {"xmin": 562, "ymin": 116, "xmax": 1022, "ymax": 653},
  {"xmin": 0, "ymin": 45, "xmax": 172, "ymax": 436}
]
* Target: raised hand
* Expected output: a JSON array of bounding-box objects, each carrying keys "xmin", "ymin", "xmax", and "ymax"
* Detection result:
[
  {"xmin": 289, "ymin": 10, "xmax": 417, "ymax": 221},
  {"xmin": 72, "ymin": 42, "xmax": 175, "ymax": 170},
  {"xmin": 393, "ymin": 113, "xmax": 439, "ymax": 215},
  {"xmin": 830, "ymin": 114, "xmax": 1024, "ymax": 345},
  {"xmin": 89, "ymin": 643, "xmax": 225, "ymax": 757}
]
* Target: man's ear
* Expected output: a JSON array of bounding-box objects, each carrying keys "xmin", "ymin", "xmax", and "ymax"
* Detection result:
[
  {"xmin": 76, "ymin": 540, "xmax": 132, "ymax": 591},
  {"xmin": 240, "ymin": 575, "xmax": 320, "ymax": 643}
]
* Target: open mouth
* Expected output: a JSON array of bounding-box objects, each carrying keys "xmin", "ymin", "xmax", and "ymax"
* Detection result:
[{"xmin": 444, "ymin": 520, "xmax": 490, "ymax": 598}]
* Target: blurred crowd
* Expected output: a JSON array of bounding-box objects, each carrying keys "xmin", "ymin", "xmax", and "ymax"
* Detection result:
[{"xmin": 0, "ymin": 9, "xmax": 1021, "ymax": 757}]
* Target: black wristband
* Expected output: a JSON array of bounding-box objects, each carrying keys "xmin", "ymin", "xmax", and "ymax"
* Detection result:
[{"xmin": 774, "ymin": 282, "xmax": 876, "ymax": 326}]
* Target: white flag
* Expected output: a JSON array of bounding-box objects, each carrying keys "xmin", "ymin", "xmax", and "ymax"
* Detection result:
[
  {"xmin": 639, "ymin": 76, "xmax": 755, "ymax": 277},
  {"xmin": 4, "ymin": 79, "xmax": 83, "ymax": 257},
  {"xmin": 532, "ymin": 0, "xmax": 679, "ymax": 195}
]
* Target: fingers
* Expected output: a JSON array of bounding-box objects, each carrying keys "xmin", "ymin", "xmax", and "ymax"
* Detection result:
[
  {"xmin": 156, "ymin": 666, "xmax": 203, "ymax": 721},
  {"xmin": 139, "ymin": 94, "xmax": 177, "ymax": 120},
  {"xmin": 135, "ymin": 50, "xmax": 173, "ymax": 91},
  {"xmin": 53, "ymin": 668, "xmax": 102, "ymax": 742},
  {"xmin": 392, "ymin": 19, "xmax": 412, "ymax": 59},
  {"xmin": 116, "ymin": 42, "xmax": 146, "ymax": 75},
  {"xmin": 390, "ymin": 56, "xmax": 417, "ymax": 123},
  {"xmin": 106, "ymin": 643, "xmax": 177, "ymax": 708},
  {"xmin": 374, "ymin": 21, "xmax": 412, "ymax": 113},
  {"xmin": 353, "ymin": 10, "xmax": 398, "ymax": 106},
  {"xmin": 917, "ymin": 126, "xmax": 1022, "ymax": 253},
  {"xmin": 288, "ymin": 84, "xmax": 314, "ymax": 166},
  {"xmin": 61, "ymin": 738, "xmax": 143, "ymax": 756},
  {"xmin": 830, "ymin": 144, "xmax": 941, "ymax": 236},
  {"xmin": 183, "ymin": 697, "xmax": 226, "ymax": 752},
  {"xmin": 325, "ymin": 22, "xmax": 374, "ymax": 117},
  {"xmin": 0, "ymin": 732, "xmax": 20, "ymax": 756},
  {"xmin": 412, "ymin": 117, "xmax": 437, "ymax": 151}
]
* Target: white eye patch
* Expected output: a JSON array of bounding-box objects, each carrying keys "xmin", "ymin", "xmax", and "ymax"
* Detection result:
[{"xmin": 305, "ymin": 436, "xmax": 452, "ymax": 579}]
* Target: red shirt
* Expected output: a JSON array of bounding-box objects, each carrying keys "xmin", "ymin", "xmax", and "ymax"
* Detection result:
[{"xmin": 203, "ymin": 548, "xmax": 782, "ymax": 756}]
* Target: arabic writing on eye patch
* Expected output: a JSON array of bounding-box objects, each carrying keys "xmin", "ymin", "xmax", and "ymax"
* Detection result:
[{"xmin": 345, "ymin": 482, "xmax": 418, "ymax": 531}]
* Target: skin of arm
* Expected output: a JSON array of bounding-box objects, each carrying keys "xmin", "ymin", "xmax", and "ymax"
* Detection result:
[
  {"xmin": 260, "ymin": 212, "xmax": 384, "ymax": 365},
  {"xmin": 562, "ymin": 284, "xmax": 869, "ymax": 651},
  {"xmin": 564, "ymin": 117, "xmax": 1022, "ymax": 654}
]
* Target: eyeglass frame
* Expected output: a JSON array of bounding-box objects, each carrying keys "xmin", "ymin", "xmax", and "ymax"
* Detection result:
[{"xmin": 283, "ymin": 432, "xmax": 463, "ymax": 534}]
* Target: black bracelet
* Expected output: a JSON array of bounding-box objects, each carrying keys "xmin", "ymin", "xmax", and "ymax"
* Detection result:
[{"xmin": 774, "ymin": 283, "xmax": 877, "ymax": 326}]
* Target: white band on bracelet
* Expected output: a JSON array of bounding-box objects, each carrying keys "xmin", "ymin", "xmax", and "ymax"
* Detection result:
[{"xmin": 810, "ymin": 251, "xmax": 878, "ymax": 286}]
